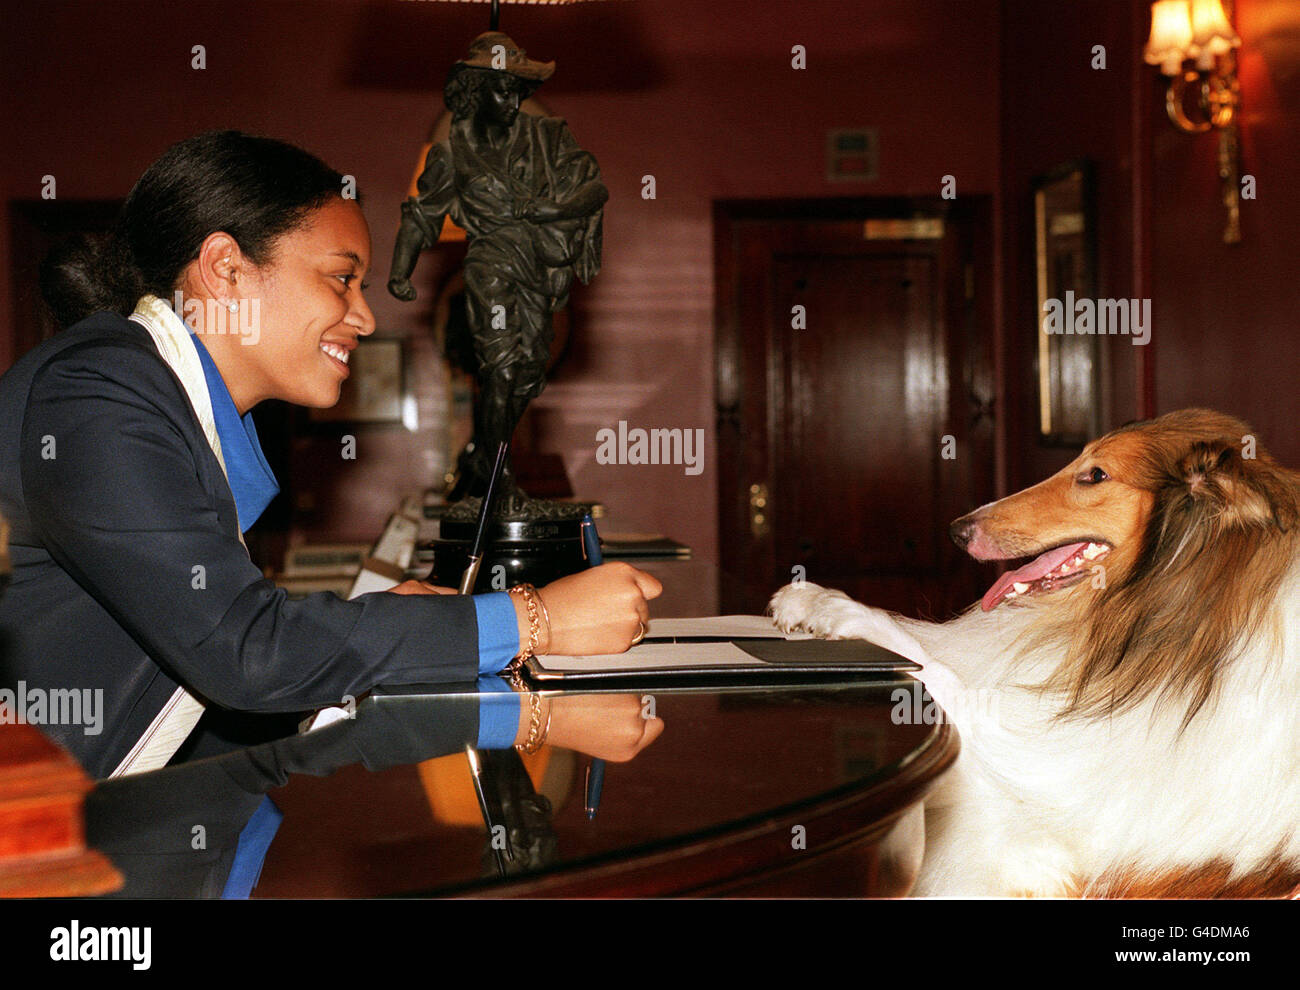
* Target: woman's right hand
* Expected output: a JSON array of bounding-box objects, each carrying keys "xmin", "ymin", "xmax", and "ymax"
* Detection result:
[{"xmin": 529, "ymin": 562, "xmax": 663, "ymax": 656}]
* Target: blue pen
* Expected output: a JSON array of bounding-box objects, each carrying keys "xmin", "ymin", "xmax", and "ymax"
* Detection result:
[
  {"xmin": 581, "ymin": 513, "xmax": 607, "ymax": 820},
  {"xmin": 581, "ymin": 512, "xmax": 603, "ymax": 568}
]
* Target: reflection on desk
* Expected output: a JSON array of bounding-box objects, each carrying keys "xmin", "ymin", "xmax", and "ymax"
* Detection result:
[{"xmin": 255, "ymin": 675, "xmax": 957, "ymax": 898}]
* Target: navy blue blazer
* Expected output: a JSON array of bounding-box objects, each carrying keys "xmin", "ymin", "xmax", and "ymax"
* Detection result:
[{"xmin": 0, "ymin": 311, "xmax": 482, "ymax": 780}]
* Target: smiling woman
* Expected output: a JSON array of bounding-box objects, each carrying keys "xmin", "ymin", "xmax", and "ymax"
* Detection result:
[
  {"xmin": 185, "ymin": 197, "xmax": 377, "ymax": 413},
  {"xmin": 0, "ymin": 130, "xmax": 662, "ymax": 897}
]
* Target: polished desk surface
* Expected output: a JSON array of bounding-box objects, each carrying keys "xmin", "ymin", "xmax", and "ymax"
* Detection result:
[{"xmin": 246, "ymin": 674, "xmax": 958, "ymax": 898}]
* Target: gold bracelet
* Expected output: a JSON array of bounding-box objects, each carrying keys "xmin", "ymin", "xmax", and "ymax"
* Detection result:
[
  {"xmin": 509, "ymin": 668, "xmax": 551, "ymax": 754},
  {"xmin": 534, "ymin": 589, "xmax": 553, "ymax": 654},
  {"xmin": 507, "ymin": 583, "xmax": 542, "ymax": 660}
]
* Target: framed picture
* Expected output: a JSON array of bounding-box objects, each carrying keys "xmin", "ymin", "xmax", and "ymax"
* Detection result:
[
  {"xmin": 1033, "ymin": 160, "xmax": 1098, "ymax": 446},
  {"xmin": 309, "ymin": 337, "xmax": 409, "ymax": 427}
]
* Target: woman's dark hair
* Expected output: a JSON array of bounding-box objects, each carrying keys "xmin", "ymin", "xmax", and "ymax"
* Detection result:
[
  {"xmin": 444, "ymin": 64, "xmax": 541, "ymax": 121},
  {"xmin": 41, "ymin": 130, "xmax": 348, "ymax": 328}
]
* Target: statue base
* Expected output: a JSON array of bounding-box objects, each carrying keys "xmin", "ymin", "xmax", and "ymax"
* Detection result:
[{"xmin": 427, "ymin": 498, "xmax": 598, "ymax": 592}]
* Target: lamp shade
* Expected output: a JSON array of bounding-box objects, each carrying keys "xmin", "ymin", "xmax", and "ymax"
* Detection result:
[
  {"xmin": 1190, "ymin": 0, "xmax": 1240, "ymax": 67},
  {"xmin": 1145, "ymin": 0, "xmax": 1195, "ymax": 75}
]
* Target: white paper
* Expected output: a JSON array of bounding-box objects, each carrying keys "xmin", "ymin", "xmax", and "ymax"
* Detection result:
[
  {"xmin": 643, "ymin": 614, "xmax": 812, "ymax": 640},
  {"xmin": 532, "ymin": 614, "xmax": 813, "ymax": 674}
]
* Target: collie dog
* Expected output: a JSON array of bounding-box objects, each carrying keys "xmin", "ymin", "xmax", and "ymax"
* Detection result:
[{"xmin": 770, "ymin": 409, "xmax": 1300, "ymax": 897}]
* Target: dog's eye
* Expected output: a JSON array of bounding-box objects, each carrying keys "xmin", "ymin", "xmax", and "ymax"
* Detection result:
[{"xmin": 1079, "ymin": 466, "xmax": 1110, "ymax": 485}]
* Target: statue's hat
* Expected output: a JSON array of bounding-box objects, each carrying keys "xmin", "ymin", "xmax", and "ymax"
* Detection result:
[{"xmin": 458, "ymin": 32, "xmax": 555, "ymax": 81}]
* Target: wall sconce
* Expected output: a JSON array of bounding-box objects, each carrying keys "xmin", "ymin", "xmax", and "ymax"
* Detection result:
[{"xmin": 1143, "ymin": 0, "xmax": 1242, "ymax": 242}]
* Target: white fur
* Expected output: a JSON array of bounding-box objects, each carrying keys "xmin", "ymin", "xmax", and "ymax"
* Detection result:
[{"xmin": 769, "ymin": 569, "xmax": 1300, "ymax": 897}]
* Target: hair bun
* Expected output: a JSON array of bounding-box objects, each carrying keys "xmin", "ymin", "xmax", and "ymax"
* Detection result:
[
  {"xmin": 39, "ymin": 232, "xmax": 143, "ymax": 329},
  {"xmin": 37, "ymin": 130, "xmax": 345, "ymax": 333}
]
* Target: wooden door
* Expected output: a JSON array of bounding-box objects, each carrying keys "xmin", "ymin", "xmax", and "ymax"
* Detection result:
[{"xmin": 716, "ymin": 199, "xmax": 995, "ymax": 620}]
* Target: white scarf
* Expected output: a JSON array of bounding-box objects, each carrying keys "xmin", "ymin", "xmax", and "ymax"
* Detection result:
[{"xmin": 109, "ymin": 294, "xmax": 240, "ymax": 777}]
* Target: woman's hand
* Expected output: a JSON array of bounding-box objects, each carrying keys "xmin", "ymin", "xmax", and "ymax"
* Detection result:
[
  {"xmin": 521, "ymin": 692, "xmax": 664, "ymax": 762},
  {"xmin": 389, "ymin": 565, "xmax": 662, "ymax": 658},
  {"xmin": 531, "ymin": 562, "xmax": 662, "ymax": 656}
]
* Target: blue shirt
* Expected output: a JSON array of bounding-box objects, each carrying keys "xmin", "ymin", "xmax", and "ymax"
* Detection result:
[{"xmin": 189, "ymin": 332, "xmax": 280, "ymax": 532}]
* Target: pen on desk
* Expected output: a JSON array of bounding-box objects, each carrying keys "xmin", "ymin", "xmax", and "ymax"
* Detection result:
[
  {"xmin": 460, "ymin": 441, "xmax": 512, "ymax": 872},
  {"xmin": 580, "ymin": 512, "xmax": 607, "ymax": 820}
]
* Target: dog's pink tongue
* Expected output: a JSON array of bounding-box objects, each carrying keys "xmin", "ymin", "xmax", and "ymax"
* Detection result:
[{"xmin": 980, "ymin": 542, "xmax": 1088, "ymax": 611}]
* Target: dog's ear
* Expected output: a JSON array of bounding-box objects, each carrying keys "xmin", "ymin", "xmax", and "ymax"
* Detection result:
[
  {"xmin": 1175, "ymin": 440, "xmax": 1296, "ymax": 532},
  {"xmin": 1177, "ymin": 440, "xmax": 1232, "ymax": 493}
]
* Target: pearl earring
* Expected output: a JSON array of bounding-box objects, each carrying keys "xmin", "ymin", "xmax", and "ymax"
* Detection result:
[{"xmin": 228, "ymin": 301, "xmax": 239, "ymax": 313}]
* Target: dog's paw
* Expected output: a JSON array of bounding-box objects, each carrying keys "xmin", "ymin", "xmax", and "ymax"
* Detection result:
[
  {"xmin": 768, "ymin": 582, "xmax": 851, "ymax": 637},
  {"xmin": 770, "ymin": 582, "xmax": 924, "ymax": 652}
]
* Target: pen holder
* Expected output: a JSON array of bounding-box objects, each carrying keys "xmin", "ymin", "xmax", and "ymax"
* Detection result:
[{"xmin": 427, "ymin": 515, "xmax": 591, "ymax": 592}]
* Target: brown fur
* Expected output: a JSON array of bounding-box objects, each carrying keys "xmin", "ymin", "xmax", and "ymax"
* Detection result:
[{"xmin": 1064, "ymin": 856, "xmax": 1300, "ymax": 899}]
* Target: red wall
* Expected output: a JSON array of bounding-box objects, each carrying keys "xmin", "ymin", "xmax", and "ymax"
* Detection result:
[
  {"xmin": 2, "ymin": 0, "xmax": 1000, "ymax": 615},
  {"xmin": 997, "ymin": 0, "xmax": 1148, "ymax": 493},
  {"xmin": 8, "ymin": 1, "xmax": 1293, "ymax": 612},
  {"xmin": 1150, "ymin": 0, "xmax": 1300, "ymax": 467},
  {"xmin": 997, "ymin": 0, "xmax": 1300, "ymax": 487}
]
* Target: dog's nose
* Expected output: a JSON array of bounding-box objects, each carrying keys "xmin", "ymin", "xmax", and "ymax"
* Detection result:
[{"xmin": 950, "ymin": 516, "xmax": 976, "ymax": 549}]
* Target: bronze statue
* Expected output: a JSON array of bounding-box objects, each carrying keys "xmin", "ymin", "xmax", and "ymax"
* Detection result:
[{"xmin": 390, "ymin": 32, "xmax": 607, "ymax": 511}]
